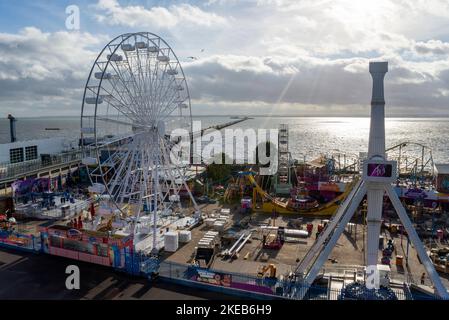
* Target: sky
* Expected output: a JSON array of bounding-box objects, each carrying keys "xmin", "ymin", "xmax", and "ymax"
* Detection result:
[{"xmin": 1, "ymin": 0, "xmax": 449, "ymax": 117}]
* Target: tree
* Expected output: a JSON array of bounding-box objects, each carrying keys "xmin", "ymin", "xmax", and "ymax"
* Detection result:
[{"xmin": 206, "ymin": 153, "xmax": 232, "ymax": 182}]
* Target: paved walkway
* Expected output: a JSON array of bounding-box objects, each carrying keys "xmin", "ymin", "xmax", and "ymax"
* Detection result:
[{"xmin": 0, "ymin": 248, "xmax": 234, "ymax": 300}]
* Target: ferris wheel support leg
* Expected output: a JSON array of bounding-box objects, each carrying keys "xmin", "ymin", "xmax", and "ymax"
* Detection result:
[
  {"xmin": 151, "ymin": 139, "xmax": 160, "ymax": 256},
  {"xmin": 183, "ymin": 180, "xmax": 201, "ymax": 218},
  {"xmin": 385, "ymin": 184, "xmax": 449, "ymax": 299},
  {"xmin": 159, "ymin": 138, "xmax": 201, "ymax": 221}
]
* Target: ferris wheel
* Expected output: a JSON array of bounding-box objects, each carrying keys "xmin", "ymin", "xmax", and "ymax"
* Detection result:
[{"xmin": 80, "ymin": 32, "xmax": 198, "ymax": 252}]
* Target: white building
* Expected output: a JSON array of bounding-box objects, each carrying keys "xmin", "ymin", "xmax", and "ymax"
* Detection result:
[{"xmin": 0, "ymin": 137, "xmax": 69, "ymax": 165}]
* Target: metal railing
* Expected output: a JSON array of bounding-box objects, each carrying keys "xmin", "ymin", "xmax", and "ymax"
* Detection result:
[
  {"xmin": 0, "ymin": 226, "xmax": 443, "ymax": 300},
  {"xmin": 15, "ymin": 200, "xmax": 89, "ymax": 220},
  {"xmin": 153, "ymin": 260, "xmax": 442, "ymax": 300},
  {"xmin": 320, "ymin": 265, "xmax": 417, "ymax": 285},
  {"xmin": 0, "ymin": 148, "xmax": 96, "ymax": 182}
]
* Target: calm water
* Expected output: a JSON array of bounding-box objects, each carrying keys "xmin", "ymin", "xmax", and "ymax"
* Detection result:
[{"xmin": 0, "ymin": 116, "xmax": 448, "ymax": 163}]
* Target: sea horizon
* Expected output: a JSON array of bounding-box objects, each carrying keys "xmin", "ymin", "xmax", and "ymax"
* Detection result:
[{"xmin": 5, "ymin": 114, "xmax": 449, "ymax": 119}]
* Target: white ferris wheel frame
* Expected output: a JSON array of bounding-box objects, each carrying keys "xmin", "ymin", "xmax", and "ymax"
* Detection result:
[{"xmin": 80, "ymin": 32, "xmax": 199, "ymax": 250}]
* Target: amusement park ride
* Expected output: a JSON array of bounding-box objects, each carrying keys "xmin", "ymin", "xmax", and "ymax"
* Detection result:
[
  {"xmin": 294, "ymin": 62, "xmax": 449, "ymax": 299},
  {"xmin": 274, "ymin": 124, "xmax": 292, "ymax": 195},
  {"xmin": 80, "ymin": 32, "xmax": 200, "ymax": 275}
]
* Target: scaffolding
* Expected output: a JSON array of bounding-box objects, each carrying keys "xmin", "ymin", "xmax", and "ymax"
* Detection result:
[{"xmin": 274, "ymin": 124, "xmax": 292, "ymax": 195}]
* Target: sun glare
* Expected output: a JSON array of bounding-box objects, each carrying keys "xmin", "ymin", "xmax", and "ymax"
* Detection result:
[{"xmin": 330, "ymin": 0, "xmax": 390, "ymax": 30}]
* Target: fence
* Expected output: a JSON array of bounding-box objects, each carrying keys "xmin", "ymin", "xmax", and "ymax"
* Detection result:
[
  {"xmin": 157, "ymin": 260, "xmax": 285, "ymax": 299},
  {"xmin": 154, "ymin": 260, "xmax": 352, "ymax": 300},
  {"xmin": 320, "ymin": 265, "xmax": 417, "ymax": 285},
  {"xmin": 0, "ymin": 150, "xmax": 85, "ymax": 182},
  {"xmin": 153, "ymin": 260, "xmax": 442, "ymax": 300},
  {"xmin": 0, "ymin": 148, "xmax": 99, "ymax": 183},
  {"xmin": 0, "ymin": 229, "xmax": 443, "ymax": 300}
]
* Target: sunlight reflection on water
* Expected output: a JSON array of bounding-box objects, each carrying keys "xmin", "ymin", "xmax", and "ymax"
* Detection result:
[{"xmin": 0, "ymin": 117, "xmax": 448, "ymax": 163}]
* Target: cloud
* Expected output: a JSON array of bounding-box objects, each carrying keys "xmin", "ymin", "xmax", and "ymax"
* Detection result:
[
  {"xmin": 0, "ymin": 27, "xmax": 106, "ymax": 115},
  {"xmin": 185, "ymin": 54, "xmax": 449, "ymax": 115},
  {"xmin": 414, "ymin": 40, "xmax": 449, "ymax": 55},
  {"xmin": 186, "ymin": 55, "xmax": 372, "ymax": 105},
  {"xmin": 94, "ymin": 0, "xmax": 228, "ymax": 29},
  {"xmin": 2, "ymin": 1, "xmax": 449, "ymax": 117}
]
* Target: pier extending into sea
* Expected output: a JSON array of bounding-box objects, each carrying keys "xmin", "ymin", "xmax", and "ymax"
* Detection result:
[{"xmin": 0, "ymin": 117, "xmax": 252, "ymax": 195}]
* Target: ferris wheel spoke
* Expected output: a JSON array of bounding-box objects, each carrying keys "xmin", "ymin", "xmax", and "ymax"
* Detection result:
[
  {"xmin": 108, "ymin": 153, "xmax": 133, "ymax": 200},
  {"xmin": 147, "ymin": 53, "xmax": 161, "ymax": 113},
  {"xmin": 148, "ymin": 60, "xmax": 164, "ymax": 120},
  {"xmin": 116, "ymin": 67, "xmax": 146, "ymax": 119},
  {"xmin": 160, "ymin": 136, "xmax": 197, "ymax": 209},
  {"xmin": 94, "ymin": 59, "xmax": 136, "ymax": 114},
  {"xmin": 131, "ymin": 40, "xmax": 151, "ymax": 113},
  {"xmin": 153, "ymin": 78, "xmax": 178, "ymax": 119},
  {"xmin": 96, "ymin": 134, "xmax": 135, "ymax": 152},
  {"xmin": 101, "ymin": 75, "xmax": 139, "ymax": 117},
  {"xmin": 107, "ymin": 58, "xmax": 145, "ymax": 120},
  {"xmin": 98, "ymin": 94, "xmax": 138, "ymax": 123},
  {"xmin": 158, "ymin": 93, "xmax": 181, "ymax": 122},
  {"xmin": 103, "ymin": 72, "xmax": 138, "ymax": 118},
  {"xmin": 142, "ymin": 45, "xmax": 157, "ymax": 107},
  {"xmin": 83, "ymin": 114, "xmax": 134, "ymax": 128},
  {"xmin": 130, "ymin": 52, "xmax": 152, "ymax": 117},
  {"xmin": 122, "ymin": 55, "xmax": 148, "ymax": 117},
  {"xmin": 117, "ymin": 143, "xmax": 139, "ymax": 204},
  {"xmin": 105, "ymin": 145, "xmax": 133, "ymax": 197},
  {"xmin": 152, "ymin": 67, "xmax": 174, "ymax": 117},
  {"xmin": 95, "ymin": 115, "xmax": 135, "ymax": 127},
  {"xmin": 159, "ymin": 105, "xmax": 182, "ymax": 125},
  {"xmin": 156, "ymin": 149, "xmax": 174, "ymax": 203},
  {"xmin": 152, "ymin": 64, "xmax": 170, "ymax": 118},
  {"xmin": 141, "ymin": 147, "xmax": 152, "ymax": 213}
]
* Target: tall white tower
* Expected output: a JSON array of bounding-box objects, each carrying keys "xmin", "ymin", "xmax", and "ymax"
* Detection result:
[
  {"xmin": 368, "ymin": 62, "xmax": 387, "ymax": 159},
  {"xmin": 366, "ymin": 62, "xmax": 388, "ymax": 268}
]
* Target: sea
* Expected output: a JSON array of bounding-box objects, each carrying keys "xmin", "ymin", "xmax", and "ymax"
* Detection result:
[{"xmin": 0, "ymin": 116, "xmax": 448, "ymax": 164}]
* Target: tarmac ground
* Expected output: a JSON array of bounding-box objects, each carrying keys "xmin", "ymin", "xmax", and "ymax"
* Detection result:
[{"xmin": 0, "ymin": 247, "xmax": 234, "ymax": 300}]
